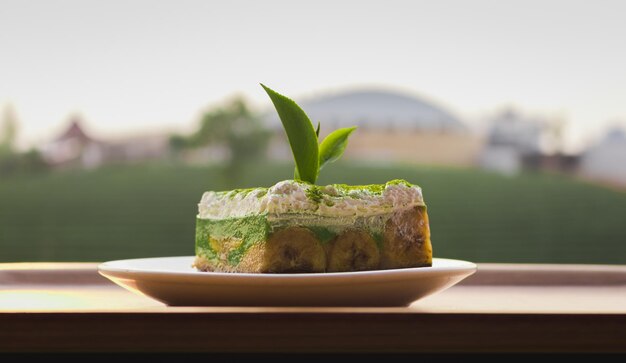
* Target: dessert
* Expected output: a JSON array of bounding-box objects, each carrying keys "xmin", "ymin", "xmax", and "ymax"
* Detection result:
[
  {"xmin": 194, "ymin": 179, "xmax": 432, "ymax": 273},
  {"xmin": 193, "ymin": 84, "xmax": 433, "ymax": 273}
]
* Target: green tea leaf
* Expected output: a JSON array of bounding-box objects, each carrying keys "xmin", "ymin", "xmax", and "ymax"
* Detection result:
[
  {"xmin": 318, "ymin": 126, "xmax": 357, "ymax": 170},
  {"xmin": 261, "ymin": 84, "xmax": 319, "ymax": 184},
  {"xmin": 295, "ymin": 121, "xmax": 318, "ymax": 180}
]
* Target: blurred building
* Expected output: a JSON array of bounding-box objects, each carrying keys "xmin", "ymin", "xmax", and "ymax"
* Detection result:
[
  {"xmin": 40, "ymin": 118, "xmax": 101, "ymax": 168},
  {"xmin": 263, "ymin": 88, "xmax": 482, "ymax": 166},
  {"xmin": 476, "ymin": 109, "xmax": 582, "ymax": 176},
  {"xmin": 579, "ymin": 128, "xmax": 626, "ymax": 187},
  {"xmin": 478, "ymin": 109, "xmax": 544, "ymax": 175},
  {"xmin": 40, "ymin": 118, "xmax": 169, "ymax": 169}
]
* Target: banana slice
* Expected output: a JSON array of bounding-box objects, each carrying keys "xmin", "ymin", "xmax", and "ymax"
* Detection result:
[
  {"xmin": 381, "ymin": 206, "xmax": 432, "ymax": 269},
  {"xmin": 262, "ymin": 227, "xmax": 326, "ymax": 273},
  {"xmin": 327, "ymin": 229, "xmax": 380, "ymax": 272}
]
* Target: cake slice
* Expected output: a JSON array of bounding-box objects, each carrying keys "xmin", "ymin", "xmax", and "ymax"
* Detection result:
[{"xmin": 194, "ymin": 179, "xmax": 432, "ymax": 273}]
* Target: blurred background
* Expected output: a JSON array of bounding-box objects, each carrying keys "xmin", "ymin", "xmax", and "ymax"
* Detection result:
[{"xmin": 1, "ymin": 0, "xmax": 625, "ymax": 264}]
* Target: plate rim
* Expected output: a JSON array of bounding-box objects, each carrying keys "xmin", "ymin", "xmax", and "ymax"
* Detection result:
[{"xmin": 98, "ymin": 256, "xmax": 477, "ymax": 280}]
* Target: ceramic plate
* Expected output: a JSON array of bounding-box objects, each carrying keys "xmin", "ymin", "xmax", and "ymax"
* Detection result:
[{"xmin": 98, "ymin": 256, "xmax": 476, "ymax": 307}]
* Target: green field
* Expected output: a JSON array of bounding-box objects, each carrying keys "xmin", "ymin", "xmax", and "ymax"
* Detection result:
[{"xmin": 1, "ymin": 161, "xmax": 625, "ymax": 264}]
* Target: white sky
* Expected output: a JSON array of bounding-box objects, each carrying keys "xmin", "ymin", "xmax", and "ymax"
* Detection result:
[{"xmin": 1, "ymin": 0, "xmax": 625, "ymax": 152}]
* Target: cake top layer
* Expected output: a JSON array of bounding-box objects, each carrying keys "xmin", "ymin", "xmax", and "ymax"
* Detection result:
[{"xmin": 198, "ymin": 179, "xmax": 425, "ymax": 219}]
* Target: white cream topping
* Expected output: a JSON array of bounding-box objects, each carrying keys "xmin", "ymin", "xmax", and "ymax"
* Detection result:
[{"xmin": 198, "ymin": 180, "xmax": 425, "ymax": 219}]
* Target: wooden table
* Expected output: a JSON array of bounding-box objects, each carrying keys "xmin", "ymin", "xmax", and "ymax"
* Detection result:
[{"xmin": 1, "ymin": 262, "xmax": 625, "ymax": 353}]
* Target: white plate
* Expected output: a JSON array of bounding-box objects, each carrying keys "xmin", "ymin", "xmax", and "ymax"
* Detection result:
[{"xmin": 98, "ymin": 256, "xmax": 476, "ymax": 307}]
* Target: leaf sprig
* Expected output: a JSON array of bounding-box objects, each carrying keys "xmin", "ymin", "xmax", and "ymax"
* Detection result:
[{"xmin": 261, "ymin": 84, "xmax": 356, "ymax": 184}]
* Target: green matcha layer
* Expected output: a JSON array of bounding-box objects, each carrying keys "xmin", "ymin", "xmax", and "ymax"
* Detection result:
[{"xmin": 194, "ymin": 179, "xmax": 432, "ymax": 273}]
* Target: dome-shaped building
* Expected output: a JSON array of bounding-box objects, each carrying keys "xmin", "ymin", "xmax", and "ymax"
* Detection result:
[
  {"xmin": 264, "ymin": 88, "xmax": 465, "ymax": 132},
  {"xmin": 264, "ymin": 87, "xmax": 481, "ymax": 166}
]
